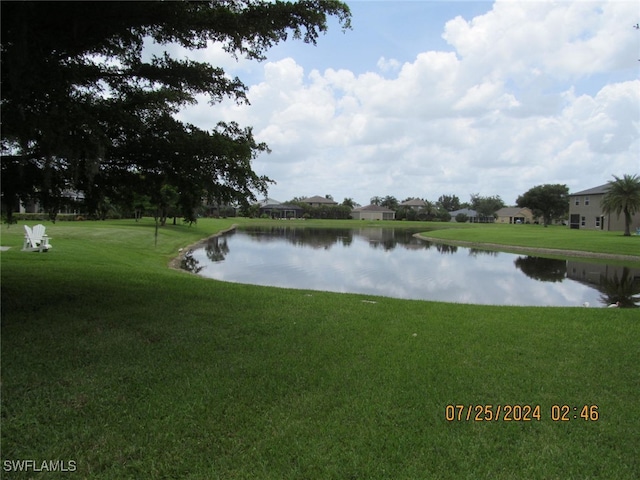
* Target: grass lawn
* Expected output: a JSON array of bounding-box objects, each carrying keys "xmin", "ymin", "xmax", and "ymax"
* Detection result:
[
  {"xmin": 1, "ymin": 218, "xmax": 639, "ymax": 479},
  {"xmin": 419, "ymin": 222, "xmax": 640, "ymax": 260}
]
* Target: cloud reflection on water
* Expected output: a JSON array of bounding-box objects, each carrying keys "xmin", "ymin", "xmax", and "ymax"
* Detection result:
[{"xmin": 189, "ymin": 227, "xmax": 639, "ymax": 307}]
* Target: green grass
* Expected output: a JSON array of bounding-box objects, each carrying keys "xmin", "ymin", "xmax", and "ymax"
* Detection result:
[
  {"xmin": 1, "ymin": 219, "xmax": 639, "ymax": 479},
  {"xmin": 420, "ymin": 223, "xmax": 640, "ymax": 259}
]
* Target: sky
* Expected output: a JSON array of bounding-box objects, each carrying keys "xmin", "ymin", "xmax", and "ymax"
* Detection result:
[{"xmin": 155, "ymin": 0, "xmax": 639, "ymax": 206}]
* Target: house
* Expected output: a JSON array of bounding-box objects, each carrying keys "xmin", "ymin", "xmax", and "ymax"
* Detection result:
[
  {"xmin": 259, "ymin": 199, "xmax": 303, "ymax": 219},
  {"xmin": 569, "ymin": 184, "xmax": 640, "ymax": 231},
  {"xmin": 449, "ymin": 208, "xmax": 479, "ymax": 222},
  {"xmin": 19, "ymin": 189, "xmax": 85, "ymax": 215},
  {"xmin": 259, "ymin": 198, "xmax": 282, "ymax": 207},
  {"xmin": 495, "ymin": 207, "xmax": 534, "ymax": 224},
  {"xmin": 300, "ymin": 196, "xmax": 338, "ymax": 207},
  {"xmin": 400, "ymin": 199, "xmax": 426, "ymax": 210},
  {"xmin": 351, "ymin": 204, "xmax": 396, "ymax": 221},
  {"xmin": 204, "ymin": 202, "xmax": 238, "ymax": 217}
]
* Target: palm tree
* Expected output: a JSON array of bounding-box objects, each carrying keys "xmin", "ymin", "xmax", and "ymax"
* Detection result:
[
  {"xmin": 342, "ymin": 197, "xmax": 356, "ymax": 209},
  {"xmin": 381, "ymin": 195, "xmax": 399, "ymax": 211},
  {"xmin": 601, "ymin": 174, "xmax": 640, "ymax": 236}
]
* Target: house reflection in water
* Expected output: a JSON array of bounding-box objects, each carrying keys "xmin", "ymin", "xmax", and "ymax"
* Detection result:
[
  {"xmin": 567, "ymin": 261, "xmax": 640, "ymax": 308},
  {"xmin": 185, "ymin": 226, "xmax": 640, "ymax": 307}
]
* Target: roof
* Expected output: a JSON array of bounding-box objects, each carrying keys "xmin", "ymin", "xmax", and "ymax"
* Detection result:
[
  {"xmin": 496, "ymin": 207, "xmax": 531, "ymax": 216},
  {"xmin": 569, "ymin": 184, "xmax": 609, "ymax": 196},
  {"xmin": 301, "ymin": 195, "xmax": 338, "ymax": 204},
  {"xmin": 352, "ymin": 204, "xmax": 395, "ymax": 213},
  {"xmin": 260, "ymin": 203, "xmax": 302, "ymax": 211},
  {"xmin": 259, "ymin": 198, "xmax": 281, "ymax": 207},
  {"xmin": 400, "ymin": 199, "xmax": 426, "ymax": 207}
]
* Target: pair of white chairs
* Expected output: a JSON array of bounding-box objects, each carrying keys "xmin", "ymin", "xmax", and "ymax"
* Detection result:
[{"xmin": 22, "ymin": 224, "xmax": 52, "ymax": 252}]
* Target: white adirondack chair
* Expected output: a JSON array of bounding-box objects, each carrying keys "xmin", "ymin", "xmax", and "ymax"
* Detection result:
[{"xmin": 22, "ymin": 224, "xmax": 52, "ymax": 252}]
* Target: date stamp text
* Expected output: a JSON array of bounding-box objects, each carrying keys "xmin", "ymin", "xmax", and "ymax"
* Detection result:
[{"xmin": 445, "ymin": 404, "xmax": 599, "ymax": 422}]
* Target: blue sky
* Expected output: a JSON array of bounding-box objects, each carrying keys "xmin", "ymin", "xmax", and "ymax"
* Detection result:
[
  {"xmin": 163, "ymin": 0, "xmax": 640, "ymax": 206},
  {"xmin": 266, "ymin": 2, "xmax": 495, "ymax": 75}
]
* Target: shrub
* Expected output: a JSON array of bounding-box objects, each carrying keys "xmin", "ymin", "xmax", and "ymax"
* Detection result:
[{"xmin": 437, "ymin": 211, "xmax": 452, "ymax": 222}]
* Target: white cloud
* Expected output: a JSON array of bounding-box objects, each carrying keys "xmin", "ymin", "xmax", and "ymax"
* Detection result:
[
  {"xmin": 170, "ymin": 1, "xmax": 640, "ymax": 205},
  {"xmin": 376, "ymin": 56, "xmax": 401, "ymax": 72},
  {"xmin": 454, "ymin": 81, "xmax": 520, "ymax": 113},
  {"xmin": 443, "ymin": 0, "xmax": 638, "ymax": 80}
]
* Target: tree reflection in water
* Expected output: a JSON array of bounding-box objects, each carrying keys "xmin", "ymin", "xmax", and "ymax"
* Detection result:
[
  {"xmin": 468, "ymin": 249, "xmax": 498, "ymax": 257},
  {"xmin": 187, "ymin": 227, "xmax": 640, "ymax": 307},
  {"xmin": 180, "ymin": 250, "xmax": 204, "ymax": 274},
  {"xmin": 179, "ymin": 235, "xmax": 230, "ymax": 273},
  {"xmin": 514, "ymin": 257, "xmax": 566, "ymax": 283},
  {"xmin": 435, "ymin": 243, "xmax": 458, "ymax": 254},
  {"xmin": 598, "ymin": 267, "xmax": 640, "ymax": 308},
  {"xmin": 205, "ymin": 235, "xmax": 230, "ymax": 262}
]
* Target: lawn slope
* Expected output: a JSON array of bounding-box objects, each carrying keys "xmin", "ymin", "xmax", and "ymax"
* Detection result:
[
  {"xmin": 420, "ymin": 223, "xmax": 640, "ymax": 261},
  {"xmin": 1, "ymin": 219, "xmax": 638, "ymax": 479}
]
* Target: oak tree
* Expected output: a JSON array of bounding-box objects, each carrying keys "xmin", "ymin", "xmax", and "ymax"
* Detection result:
[
  {"xmin": 516, "ymin": 184, "xmax": 569, "ymax": 227},
  {"xmin": 470, "ymin": 194, "xmax": 504, "ymax": 221},
  {"xmin": 1, "ymin": 1, "xmax": 351, "ymax": 222}
]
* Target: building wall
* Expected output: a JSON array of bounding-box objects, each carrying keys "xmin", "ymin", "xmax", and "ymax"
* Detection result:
[
  {"xmin": 351, "ymin": 211, "xmax": 395, "ymax": 221},
  {"xmin": 566, "ymin": 260, "xmax": 640, "ymax": 287},
  {"xmin": 496, "ymin": 208, "xmax": 534, "ymax": 224},
  {"xmin": 569, "ymin": 194, "xmax": 640, "ymax": 231},
  {"xmin": 20, "ymin": 199, "xmax": 83, "ymax": 215},
  {"xmin": 353, "ymin": 211, "xmax": 381, "ymax": 220}
]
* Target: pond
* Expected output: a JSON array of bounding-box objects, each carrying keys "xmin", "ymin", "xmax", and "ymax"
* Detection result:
[{"xmin": 186, "ymin": 226, "xmax": 639, "ymax": 308}]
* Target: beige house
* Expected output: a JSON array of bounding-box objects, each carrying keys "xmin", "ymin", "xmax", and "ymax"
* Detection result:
[
  {"xmin": 569, "ymin": 184, "xmax": 640, "ymax": 232},
  {"xmin": 300, "ymin": 196, "xmax": 338, "ymax": 207},
  {"xmin": 351, "ymin": 204, "xmax": 395, "ymax": 221},
  {"xmin": 495, "ymin": 207, "xmax": 534, "ymax": 224}
]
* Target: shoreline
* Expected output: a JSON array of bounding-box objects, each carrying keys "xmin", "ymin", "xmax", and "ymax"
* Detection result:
[
  {"xmin": 414, "ymin": 233, "xmax": 640, "ymax": 262},
  {"xmin": 168, "ymin": 224, "xmax": 238, "ymax": 271}
]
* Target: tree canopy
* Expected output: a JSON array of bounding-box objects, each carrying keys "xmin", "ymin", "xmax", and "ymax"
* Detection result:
[
  {"xmin": 470, "ymin": 194, "xmax": 504, "ymax": 220},
  {"xmin": 437, "ymin": 194, "xmax": 461, "ymax": 212},
  {"xmin": 1, "ymin": 0, "xmax": 351, "ymax": 222},
  {"xmin": 516, "ymin": 184, "xmax": 569, "ymax": 227},
  {"xmin": 601, "ymin": 174, "xmax": 640, "ymax": 236}
]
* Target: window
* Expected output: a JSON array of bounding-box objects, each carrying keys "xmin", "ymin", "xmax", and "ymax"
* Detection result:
[
  {"xmin": 581, "ymin": 216, "xmax": 586, "ymax": 226},
  {"xmin": 595, "ymin": 216, "xmax": 600, "ymax": 228},
  {"xmin": 585, "ymin": 196, "xmax": 590, "ymax": 206},
  {"xmin": 575, "ymin": 197, "xmax": 580, "ymax": 206}
]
